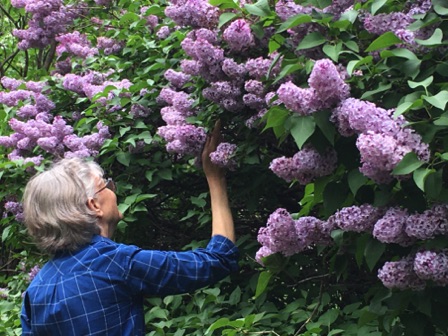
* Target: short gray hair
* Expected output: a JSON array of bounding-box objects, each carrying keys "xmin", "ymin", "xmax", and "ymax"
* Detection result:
[{"xmin": 23, "ymin": 158, "xmax": 104, "ymax": 254}]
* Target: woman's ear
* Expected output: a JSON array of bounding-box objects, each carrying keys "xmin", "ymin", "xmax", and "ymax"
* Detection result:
[{"xmin": 86, "ymin": 197, "xmax": 103, "ymax": 217}]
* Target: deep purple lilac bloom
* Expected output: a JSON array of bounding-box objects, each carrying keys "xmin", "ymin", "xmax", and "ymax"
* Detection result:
[{"xmin": 378, "ymin": 257, "xmax": 425, "ymax": 290}]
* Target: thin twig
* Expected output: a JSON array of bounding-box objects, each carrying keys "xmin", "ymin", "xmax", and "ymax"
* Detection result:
[
  {"xmin": 294, "ymin": 280, "xmax": 324, "ymax": 336},
  {"xmin": 0, "ymin": 3, "xmax": 20, "ymax": 29}
]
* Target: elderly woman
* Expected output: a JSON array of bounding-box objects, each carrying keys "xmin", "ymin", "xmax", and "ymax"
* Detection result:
[{"xmin": 20, "ymin": 123, "xmax": 238, "ymax": 335}]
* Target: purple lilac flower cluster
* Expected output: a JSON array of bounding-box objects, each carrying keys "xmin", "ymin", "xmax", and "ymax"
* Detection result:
[
  {"xmin": 361, "ymin": 0, "xmax": 435, "ymax": 52},
  {"xmin": 256, "ymin": 208, "xmax": 329, "ymax": 263},
  {"xmin": 275, "ymin": 0, "xmax": 352, "ymax": 58},
  {"xmin": 222, "ymin": 19, "xmax": 255, "ymax": 53},
  {"xmin": 0, "ymin": 115, "xmax": 110, "ymax": 160},
  {"xmin": 332, "ymin": 98, "xmax": 430, "ymax": 184},
  {"xmin": 157, "ymin": 88, "xmax": 206, "ymax": 157},
  {"xmin": 405, "ymin": 204, "xmax": 448, "ymax": 240},
  {"xmin": 61, "ymin": 71, "xmax": 132, "ymax": 112},
  {"xmin": 373, "ymin": 207, "xmax": 414, "ymax": 246},
  {"xmin": 276, "ymin": 59, "xmax": 350, "ymax": 115},
  {"xmin": 56, "ymin": 31, "xmax": 98, "ymax": 59},
  {"xmin": 96, "ymin": 37, "xmax": 125, "ymax": 55},
  {"xmin": 327, "ymin": 204, "xmax": 385, "ymax": 233},
  {"xmin": 209, "ymin": 142, "xmax": 237, "ymax": 170},
  {"xmin": 11, "ymin": 0, "xmax": 80, "ymax": 50},
  {"xmin": 165, "ymin": 0, "xmax": 219, "ymax": 29},
  {"xmin": 378, "ymin": 249, "xmax": 448, "ymax": 290},
  {"xmin": 414, "ymin": 250, "xmax": 448, "ymax": 285},
  {"xmin": 4, "ymin": 201, "xmax": 24, "ymax": 222},
  {"xmin": 269, "ymin": 145, "xmax": 337, "ymax": 184},
  {"xmin": 140, "ymin": 6, "xmax": 159, "ymax": 30},
  {"xmin": 378, "ymin": 257, "xmax": 425, "ymax": 290}
]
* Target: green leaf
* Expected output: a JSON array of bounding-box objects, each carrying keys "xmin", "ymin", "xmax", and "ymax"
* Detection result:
[
  {"xmin": 364, "ymin": 239, "xmax": 385, "ymax": 271},
  {"xmin": 371, "ymin": 0, "xmax": 388, "ymax": 15},
  {"xmin": 393, "ymin": 99, "xmax": 423, "ymax": 118},
  {"xmin": 314, "ymin": 110, "xmax": 336, "ymax": 145},
  {"xmin": 380, "ymin": 48, "xmax": 420, "ymax": 61},
  {"xmin": 206, "ymin": 318, "xmax": 231, "ymax": 335},
  {"xmin": 296, "ymin": 32, "xmax": 326, "ymax": 50},
  {"xmin": 318, "ymin": 308, "xmax": 340, "ymax": 326},
  {"xmin": 408, "ymin": 76, "xmax": 433, "ymax": 89},
  {"xmin": 218, "ymin": 13, "xmax": 238, "ymax": 28},
  {"xmin": 392, "ymin": 152, "xmax": 424, "ymax": 175},
  {"xmin": 415, "ymin": 28, "xmax": 443, "ymax": 46},
  {"xmin": 263, "ymin": 106, "xmax": 289, "ymax": 138},
  {"xmin": 119, "ymin": 12, "xmax": 140, "ymax": 25},
  {"xmin": 244, "ymin": 0, "xmax": 272, "ymax": 17},
  {"xmin": 323, "ymin": 42, "xmax": 343, "ymax": 62},
  {"xmin": 413, "ymin": 168, "xmax": 435, "ymax": 192},
  {"xmin": 365, "ymin": 32, "xmax": 402, "ymax": 52},
  {"xmin": 433, "ymin": 0, "xmax": 448, "ymax": 15},
  {"xmin": 323, "ymin": 182, "xmax": 348, "ymax": 217},
  {"xmin": 346, "ymin": 56, "xmax": 373, "ymax": 75},
  {"xmin": 425, "ymin": 169, "xmax": 443, "ymax": 199},
  {"xmin": 255, "ymin": 271, "xmax": 272, "ymax": 298},
  {"xmin": 423, "ymin": 91, "xmax": 448, "ymax": 110},
  {"xmin": 360, "ymin": 82, "xmax": 392, "ymax": 100},
  {"xmin": 2, "ymin": 225, "xmax": 12, "ymax": 242},
  {"xmin": 287, "ymin": 115, "xmax": 316, "ymax": 149},
  {"xmin": 348, "ymin": 169, "xmax": 368, "ymax": 196},
  {"xmin": 209, "ymin": 0, "xmax": 240, "ymax": 9},
  {"xmin": 116, "ymin": 151, "xmax": 131, "ymax": 166},
  {"xmin": 277, "ymin": 14, "xmax": 312, "ymax": 33}
]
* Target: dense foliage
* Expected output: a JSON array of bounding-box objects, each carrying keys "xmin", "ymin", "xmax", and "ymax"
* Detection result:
[{"xmin": 1, "ymin": 0, "xmax": 448, "ymax": 334}]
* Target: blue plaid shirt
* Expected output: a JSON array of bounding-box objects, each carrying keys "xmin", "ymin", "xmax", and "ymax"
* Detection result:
[{"xmin": 21, "ymin": 234, "xmax": 239, "ymax": 335}]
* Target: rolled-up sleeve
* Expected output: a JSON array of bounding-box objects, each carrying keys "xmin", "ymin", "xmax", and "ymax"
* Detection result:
[{"xmin": 124, "ymin": 235, "xmax": 239, "ymax": 296}]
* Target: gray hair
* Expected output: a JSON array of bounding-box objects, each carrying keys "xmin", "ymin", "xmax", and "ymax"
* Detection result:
[{"xmin": 23, "ymin": 158, "xmax": 104, "ymax": 254}]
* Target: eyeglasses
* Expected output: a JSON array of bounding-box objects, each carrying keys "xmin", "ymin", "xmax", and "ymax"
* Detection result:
[{"xmin": 95, "ymin": 178, "xmax": 116, "ymax": 194}]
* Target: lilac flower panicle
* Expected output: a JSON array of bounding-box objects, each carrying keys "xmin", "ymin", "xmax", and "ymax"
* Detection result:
[
  {"xmin": 414, "ymin": 250, "xmax": 448, "ymax": 285},
  {"xmin": 209, "ymin": 142, "xmax": 237, "ymax": 170},
  {"xmin": 157, "ymin": 125, "xmax": 207, "ymax": 156},
  {"xmin": 405, "ymin": 205, "xmax": 448, "ymax": 240},
  {"xmin": 223, "ymin": 19, "xmax": 255, "ymax": 52},
  {"xmin": 294, "ymin": 216, "xmax": 330, "ymax": 247},
  {"xmin": 373, "ymin": 207, "xmax": 414, "ymax": 246},
  {"xmin": 277, "ymin": 81, "xmax": 315, "ymax": 115},
  {"xmin": 164, "ymin": 69, "xmax": 192, "ymax": 88},
  {"xmin": 255, "ymin": 246, "xmax": 274, "ymax": 265},
  {"xmin": 330, "ymin": 204, "xmax": 384, "ymax": 233},
  {"xmin": 308, "ymin": 59, "xmax": 350, "ymax": 110},
  {"xmin": 257, "ymin": 208, "xmax": 303, "ymax": 256},
  {"xmin": 378, "ymin": 258, "xmax": 425, "ymax": 290}
]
